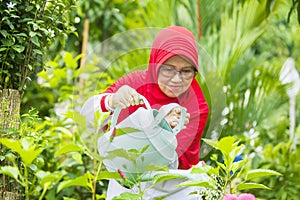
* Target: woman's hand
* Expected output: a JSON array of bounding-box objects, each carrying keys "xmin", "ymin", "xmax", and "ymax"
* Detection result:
[
  {"xmin": 165, "ymin": 107, "xmax": 190, "ymax": 128},
  {"xmin": 108, "ymin": 85, "xmax": 143, "ymax": 109}
]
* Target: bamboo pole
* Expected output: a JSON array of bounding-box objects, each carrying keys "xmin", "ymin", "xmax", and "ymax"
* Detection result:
[{"xmin": 79, "ymin": 18, "xmax": 90, "ymax": 92}]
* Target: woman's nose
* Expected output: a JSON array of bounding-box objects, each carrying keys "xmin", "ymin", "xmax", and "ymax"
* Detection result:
[{"xmin": 171, "ymin": 72, "xmax": 183, "ymax": 81}]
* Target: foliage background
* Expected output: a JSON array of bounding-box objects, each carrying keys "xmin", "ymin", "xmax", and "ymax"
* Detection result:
[{"xmin": 1, "ymin": 0, "xmax": 300, "ymax": 199}]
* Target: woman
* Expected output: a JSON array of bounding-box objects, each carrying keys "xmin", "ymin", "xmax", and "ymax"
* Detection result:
[{"xmin": 82, "ymin": 26, "xmax": 209, "ymax": 199}]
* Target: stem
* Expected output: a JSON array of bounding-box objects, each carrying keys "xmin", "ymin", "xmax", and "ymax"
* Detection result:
[
  {"xmin": 92, "ymin": 161, "xmax": 102, "ymax": 200},
  {"xmin": 39, "ymin": 183, "xmax": 49, "ymax": 200},
  {"xmin": 24, "ymin": 165, "xmax": 29, "ymax": 200},
  {"xmin": 226, "ymin": 170, "xmax": 234, "ymax": 194}
]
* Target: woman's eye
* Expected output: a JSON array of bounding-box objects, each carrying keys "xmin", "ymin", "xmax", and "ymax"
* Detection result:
[
  {"xmin": 182, "ymin": 69, "xmax": 193, "ymax": 73},
  {"xmin": 166, "ymin": 68, "xmax": 174, "ymax": 72},
  {"xmin": 162, "ymin": 66, "xmax": 174, "ymax": 71}
]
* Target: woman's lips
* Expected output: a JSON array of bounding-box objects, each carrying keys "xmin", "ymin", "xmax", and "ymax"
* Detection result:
[{"xmin": 168, "ymin": 85, "xmax": 182, "ymax": 92}]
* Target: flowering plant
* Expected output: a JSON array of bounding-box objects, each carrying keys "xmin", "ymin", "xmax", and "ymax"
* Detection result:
[{"xmin": 0, "ymin": 0, "xmax": 76, "ymax": 91}]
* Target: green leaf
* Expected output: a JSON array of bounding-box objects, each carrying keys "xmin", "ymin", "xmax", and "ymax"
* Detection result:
[
  {"xmin": 36, "ymin": 171, "xmax": 64, "ymax": 185},
  {"xmin": 54, "ymin": 127, "xmax": 73, "ymax": 137},
  {"xmin": 140, "ymin": 144, "xmax": 150, "ymax": 154},
  {"xmin": 0, "ymin": 138, "xmax": 22, "ymax": 154},
  {"xmin": 57, "ymin": 174, "xmax": 90, "ymax": 192},
  {"xmin": 238, "ymin": 182, "xmax": 271, "ymax": 190},
  {"xmin": 191, "ymin": 165, "xmax": 216, "ymax": 174},
  {"xmin": 246, "ymin": 169, "xmax": 282, "ymax": 180},
  {"xmin": 1, "ymin": 39, "xmax": 14, "ymax": 47},
  {"xmin": 96, "ymin": 194, "xmax": 106, "ymax": 200},
  {"xmin": 112, "ymin": 192, "xmax": 141, "ymax": 200},
  {"xmin": 105, "ymin": 148, "xmax": 136, "ymax": 162},
  {"xmin": 203, "ymin": 136, "xmax": 237, "ymax": 155},
  {"xmin": 97, "ymin": 171, "xmax": 120, "ymax": 180},
  {"xmin": 0, "ymin": 166, "xmax": 20, "ymax": 181},
  {"xmin": 0, "ymin": 138, "xmax": 43, "ymax": 165},
  {"xmin": 22, "ymin": 148, "xmax": 44, "ymax": 165},
  {"xmin": 63, "ymin": 52, "xmax": 77, "ymax": 69},
  {"xmin": 218, "ymin": 136, "xmax": 238, "ymax": 155},
  {"xmin": 0, "ymin": 30, "xmax": 8, "ymax": 37},
  {"xmin": 33, "ymin": 49, "xmax": 43, "ymax": 55},
  {"xmin": 64, "ymin": 111, "xmax": 87, "ymax": 130},
  {"xmin": 115, "ymin": 127, "xmax": 142, "ymax": 137},
  {"xmin": 63, "ymin": 198, "xmax": 77, "ymax": 200},
  {"xmin": 179, "ymin": 180, "xmax": 215, "ymax": 188},
  {"xmin": 72, "ymin": 152, "xmax": 83, "ymax": 164},
  {"xmin": 231, "ymin": 159, "xmax": 247, "ymax": 174},
  {"xmin": 54, "ymin": 143, "xmax": 83, "ymax": 157},
  {"xmin": 152, "ymin": 173, "xmax": 184, "ymax": 185},
  {"xmin": 30, "ymin": 36, "xmax": 40, "ymax": 47},
  {"xmin": 15, "ymin": 33, "xmax": 27, "ymax": 37},
  {"xmin": 0, "ymin": 156, "xmax": 5, "ymax": 161}
]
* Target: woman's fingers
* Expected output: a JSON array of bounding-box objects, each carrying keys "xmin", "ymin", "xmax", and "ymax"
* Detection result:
[
  {"xmin": 129, "ymin": 92, "xmax": 141, "ymax": 105},
  {"xmin": 111, "ymin": 85, "xmax": 144, "ymax": 108},
  {"xmin": 166, "ymin": 108, "xmax": 190, "ymax": 127},
  {"xmin": 184, "ymin": 113, "xmax": 190, "ymax": 125}
]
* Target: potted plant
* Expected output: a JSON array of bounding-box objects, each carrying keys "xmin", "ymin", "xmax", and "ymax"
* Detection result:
[{"xmin": 0, "ymin": 0, "xmax": 76, "ymax": 198}]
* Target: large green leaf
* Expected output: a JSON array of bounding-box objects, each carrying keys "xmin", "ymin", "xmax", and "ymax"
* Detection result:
[
  {"xmin": 238, "ymin": 182, "xmax": 271, "ymax": 190},
  {"xmin": 246, "ymin": 169, "xmax": 282, "ymax": 180},
  {"xmin": 152, "ymin": 173, "xmax": 184, "ymax": 185},
  {"xmin": 97, "ymin": 171, "xmax": 120, "ymax": 180},
  {"xmin": 0, "ymin": 138, "xmax": 44, "ymax": 165},
  {"xmin": 54, "ymin": 143, "xmax": 83, "ymax": 157},
  {"xmin": 112, "ymin": 192, "xmax": 141, "ymax": 200},
  {"xmin": 57, "ymin": 173, "xmax": 90, "ymax": 192},
  {"xmin": 36, "ymin": 170, "xmax": 64, "ymax": 185},
  {"xmin": 202, "ymin": 136, "xmax": 238, "ymax": 155},
  {"xmin": 0, "ymin": 166, "xmax": 20, "ymax": 181}
]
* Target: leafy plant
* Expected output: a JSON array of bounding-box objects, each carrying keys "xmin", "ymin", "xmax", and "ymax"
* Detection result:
[
  {"xmin": 0, "ymin": 0, "xmax": 76, "ymax": 91},
  {"xmin": 250, "ymin": 140, "xmax": 300, "ymax": 199},
  {"xmin": 199, "ymin": 136, "xmax": 281, "ymax": 198},
  {"xmin": 0, "ymin": 105, "xmax": 114, "ymax": 199},
  {"xmin": 101, "ymin": 136, "xmax": 281, "ymax": 200},
  {"xmin": 0, "ymin": 137, "xmax": 44, "ymax": 200}
]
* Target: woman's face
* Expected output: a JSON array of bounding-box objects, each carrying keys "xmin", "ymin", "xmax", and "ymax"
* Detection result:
[{"xmin": 158, "ymin": 56, "xmax": 196, "ymax": 98}]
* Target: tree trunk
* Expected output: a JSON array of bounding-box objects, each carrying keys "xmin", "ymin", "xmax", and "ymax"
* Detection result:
[{"xmin": 0, "ymin": 89, "xmax": 21, "ymax": 200}]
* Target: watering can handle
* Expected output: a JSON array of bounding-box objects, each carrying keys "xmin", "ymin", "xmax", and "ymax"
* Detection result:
[
  {"xmin": 110, "ymin": 95, "xmax": 186, "ymax": 135},
  {"xmin": 110, "ymin": 94, "xmax": 151, "ymax": 129}
]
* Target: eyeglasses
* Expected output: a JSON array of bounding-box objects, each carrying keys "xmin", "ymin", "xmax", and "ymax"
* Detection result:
[{"xmin": 159, "ymin": 65, "xmax": 196, "ymax": 79}]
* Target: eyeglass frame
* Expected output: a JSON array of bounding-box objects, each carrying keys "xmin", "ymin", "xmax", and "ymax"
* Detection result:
[{"xmin": 158, "ymin": 64, "xmax": 197, "ymax": 79}]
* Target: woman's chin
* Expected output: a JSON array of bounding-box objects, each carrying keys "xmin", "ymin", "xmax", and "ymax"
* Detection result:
[{"xmin": 164, "ymin": 89, "xmax": 182, "ymax": 98}]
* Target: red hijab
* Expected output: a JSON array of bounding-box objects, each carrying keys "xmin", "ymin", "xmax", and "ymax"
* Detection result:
[{"xmin": 105, "ymin": 26, "xmax": 209, "ymax": 169}]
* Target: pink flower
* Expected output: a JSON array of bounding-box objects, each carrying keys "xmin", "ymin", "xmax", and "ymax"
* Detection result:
[
  {"xmin": 222, "ymin": 194, "xmax": 238, "ymax": 200},
  {"xmin": 117, "ymin": 169, "xmax": 127, "ymax": 180},
  {"xmin": 238, "ymin": 193, "xmax": 256, "ymax": 200}
]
